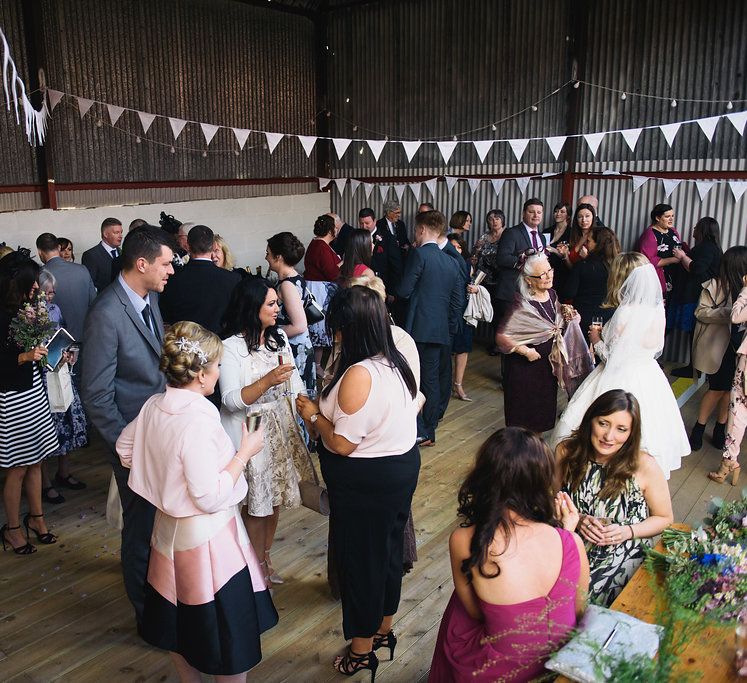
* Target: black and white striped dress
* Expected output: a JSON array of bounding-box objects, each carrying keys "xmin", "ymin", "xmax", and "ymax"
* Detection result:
[{"xmin": 0, "ymin": 364, "xmax": 59, "ymax": 467}]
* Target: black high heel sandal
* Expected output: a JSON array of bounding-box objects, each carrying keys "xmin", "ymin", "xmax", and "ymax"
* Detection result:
[
  {"xmin": 333, "ymin": 646, "xmax": 378, "ymax": 682},
  {"xmin": 1, "ymin": 524, "xmax": 36, "ymax": 555},
  {"xmin": 372, "ymin": 630, "xmax": 397, "ymax": 660},
  {"xmin": 23, "ymin": 513, "xmax": 58, "ymax": 545}
]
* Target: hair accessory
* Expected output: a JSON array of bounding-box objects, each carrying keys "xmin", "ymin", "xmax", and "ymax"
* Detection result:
[
  {"xmin": 515, "ymin": 247, "xmax": 538, "ymax": 271},
  {"xmin": 175, "ymin": 337, "xmax": 208, "ymax": 365}
]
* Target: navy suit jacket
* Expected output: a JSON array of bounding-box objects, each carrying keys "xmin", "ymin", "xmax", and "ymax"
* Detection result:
[
  {"xmin": 397, "ymin": 243, "xmax": 462, "ymax": 345},
  {"xmin": 370, "ymin": 227, "xmax": 403, "ymax": 296},
  {"xmin": 493, "ymin": 224, "xmax": 548, "ymax": 302},
  {"xmin": 376, "ymin": 217, "xmax": 411, "ymax": 253},
  {"xmin": 81, "ymin": 243, "xmax": 121, "ymax": 293},
  {"xmin": 332, "ymin": 222, "xmax": 355, "ymax": 257}
]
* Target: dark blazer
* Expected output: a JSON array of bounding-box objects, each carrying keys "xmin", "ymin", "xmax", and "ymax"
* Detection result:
[
  {"xmin": 0, "ymin": 309, "xmax": 33, "ymax": 392},
  {"xmin": 81, "ymin": 243, "xmax": 121, "ymax": 293},
  {"xmin": 43, "ymin": 256, "xmax": 96, "ymax": 342},
  {"xmin": 376, "ymin": 217, "xmax": 411, "ymax": 253},
  {"xmin": 332, "ymin": 222, "xmax": 355, "ymax": 257},
  {"xmin": 158, "ymin": 259, "xmax": 241, "ymax": 334},
  {"xmin": 371, "ymin": 227, "xmax": 403, "ymax": 296},
  {"xmin": 564, "ymin": 255, "xmax": 613, "ymax": 333},
  {"xmin": 397, "ymin": 243, "xmax": 462, "ymax": 345},
  {"xmin": 80, "ymin": 278, "xmax": 165, "ymax": 453},
  {"xmin": 684, "ymin": 240, "xmax": 722, "ymax": 304},
  {"xmin": 493, "ymin": 224, "xmax": 548, "ymax": 302}
]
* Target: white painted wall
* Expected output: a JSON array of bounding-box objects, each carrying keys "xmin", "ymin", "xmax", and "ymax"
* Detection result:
[{"xmin": 0, "ymin": 193, "xmax": 330, "ymax": 273}]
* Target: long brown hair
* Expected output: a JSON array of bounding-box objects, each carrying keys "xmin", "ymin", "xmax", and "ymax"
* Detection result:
[
  {"xmin": 558, "ymin": 390, "xmax": 642, "ymax": 500},
  {"xmin": 590, "ymin": 226, "xmax": 620, "ymax": 268},
  {"xmin": 601, "ymin": 252, "xmax": 649, "ymax": 308}
]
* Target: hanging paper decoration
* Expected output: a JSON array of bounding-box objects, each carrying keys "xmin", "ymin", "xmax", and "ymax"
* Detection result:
[
  {"xmin": 393, "ymin": 184, "xmax": 407, "ymax": 202},
  {"xmin": 444, "ymin": 176, "xmax": 459, "ymax": 193},
  {"xmin": 265, "ymin": 131, "xmax": 283, "ymax": 153},
  {"xmin": 349, "ymin": 179, "xmax": 361, "ymax": 195},
  {"xmin": 696, "ymin": 116, "xmax": 720, "ymax": 143},
  {"xmin": 631, "ymin": 175, "xmax": 649, "ymax": 192},
  {"xmin": 695, "ymin": 180, "xmax": 715, "ymax": 201},
  {"xmin": 47, "ymin": 89, "xmax": 64, "ymax": 112},
  {"xmin": 401, "ymin": 141, "xmax": 422, "ymax": 162},
  {"xmin": 378, "ymin": 184, "xmax": 391, "ymax": 203},
  {"xmin": 334, "ymin": 178, "xmax": 347, "ymax": 195},
  {"xmin": 297, "ymin": 135, "xmax": 317, "ymax": 157},
  {"xmin": 583, "ymin": 132, "xmax": 606, "ymax": 157},
  {"xmin": 424, "ymin": 178, "xmax": 438, "ymax": 198},
  {"xmin": 726, "ymin": 111, "xmax": 747, "ymax": 136},
  {"xmin": 662, "ymin": 178, "xmax": 682, "ymax": 198},
  {"xmin": 318, "ymin": 177, "xmax": 331, "ymax": 191},
  {"xmin": 367, "ymin": 139, "xmax": 387, "ymax": 161},
  {"xmin": 408, "ymin": 182, "xmax": 422, "ymax": 199},
  {"xmin": 168, "ymin": 117, "xmax": 187, "ymax": 140},
  {"xmin": 467, "ymin": 178, "xmax": 481, "ymax": 194},
  {"xmin": 515, "ymin": 176, "xmax": 531, "ymax": 195},
  {"xmin": 106, "ymin": 104, "xmax": 125, "ymax": 126},
  {"xmin": 78, "ymin": 97, "xmax": 95, "ymax": 119},
  {"xmin": 136, "ymin": 110, "xmax": 156, "ymax": 134},
  {"xmin": 436, "ymin": 141, "xmax": 458, "ymax": 164},
  {"xmin": 620, "ymin": 128, "xmax": 643, "ymax": 152},
  {"xmin": 472, "ymin": 140, "xmax": 493, "ymax": 163},
  {"xmin": 364, "ymin": 182, "xmax": 375, "ymax": 199},
  {"xmin": 659, "ymin": 122, "xmax": 681, "ymax": 148},
  {"xmin": 508, "ymin": 139, "xmax": 530, "ymax": 162},
  {"xmin": 491, "ymin": 179, "xmax": 505, "ymax": 196},
  {"xmin": 545, "ymin": 136, "xmax": 566, "ymax": 160},
  {"xmin": 729, "ymin": 180, "xmax": 747, "ymax": 203},
  {"xmin": 332, "ymin": 138, "xmax": 352, "ymax": 159},
  {"xmin": 232, "ymin": 128, "xmax": 251, "ymax": 150},
  {"xmin": 198, "ymin": 122, "xmax": 218, "ymax": 145}
]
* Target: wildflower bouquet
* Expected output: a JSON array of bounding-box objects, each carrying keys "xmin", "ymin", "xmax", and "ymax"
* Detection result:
[{"xmin": 8, "ymin": 291, "xmax": 56, "ymax": 351}]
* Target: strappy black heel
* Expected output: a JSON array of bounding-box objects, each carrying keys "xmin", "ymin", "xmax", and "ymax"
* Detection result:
[
  {"xmin": 23, "ymin": 513, "xmax": 58, "ymax": 545},
  {"xmin": 1, "ymin": 524, "xmax": 36, "ymax": 555},
  {"xmin": 333, "ymin": 646, "xmax": 378, "ymax": 682},
  {"xmin": 372, "ymin": 630, "xmax": 397, "ymax": 660}
]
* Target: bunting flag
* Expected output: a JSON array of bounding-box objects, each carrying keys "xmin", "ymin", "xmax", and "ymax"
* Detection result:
[
  {"xmin": 200, "ymin": 122, "xmax": 219, "ymax": 145},
  {"xmin": 367, "ymin": 139, "xmax": 387, "ymax": 161},
  {"xmin": 508, "ymin": 138, "xmax": 530, "ymax": 162},
  {"xmin": 695, "ymin": 180, "xmax": 715, "ymax": 201},
  {"xmin": 401, "ymin": 140, "xmax": 422, "ymax": 162},
  {"xmin": 168, "ymin": 117, "xmax": 187, "ymax": 140},
  {"xmin": 467, "ymin": 178, "xmax": 481, "ymax": 194},
  {"xmin": 659, "ymin": 122, "xmax": 682, "ymax": 148},
  {"xmin": 298, "ymin": 135, "xmax": 317, "ymax": 157},
  {"xmin": 491, "ymin": 178, "xmax": 505, "ymax": 196},
  {"xmin": 729, "ymin": 180, "xmax": 747, "ymax": 203},
  {"xmin": 378, "ymin": 184, "xmax": 391, "ymax": 203},
  {"xmin": 334, "ymin": 178, "xmax": 347, "ymax": 195},
  {"xmin": 393, "ymin": 184, "xmax": 407, "ymax": 202},
  {"xmin": 363, "ymin": 182, "xmax": 375, "ymax": 199},
  {"xmin": 332, "ymin": 138, "xmax": 352, "ymax": 159},
  {"xmin": 696, "ymin": 116, "xmax": 720, "ymax": 143},
  {"xmin": 47, "ymin": 89, "xmax": 64, "ymax": 112},
  {"xmin": 424, "ymin": 178, "xmax": 438, "ymax": 198},
  {"xmin": 662, "ymin": 178, "xmax": 682, "ymax": 198},
  {"xmin": 444, "ymin": 176, "xmax": 459, "ymax": 193},
  {"xmin": 436, "ymin": 141, "xmax": 458, "ymax": 164},
  {"xmin": 408, "ymin": 182, "xmax": 422, "ymax": 199},
  {"xmin": 232, "ymin": 127, "xmax": 251, "ymax": 150},
  {"xmin": 77, "ymin": 97, "xmax": 94, "ymax": 119},
  {"xmin": 545, "ymin": 136, "xmax": 566, "ymax": 160},
  {"xmin": 265, "ymin": 131, "xmax": 283, "ymax": 153},
  {"xmin": 472, "ymin": 140, "xmax": 494, "ymax": 163},
  {"xmin": 349, "ymin": 178, "xmax": 361, "ymax": 195},
  {"xmin": 318, "ymin": 177, "xmax": 331, "ymax": 191},
  {"xmin": 584, "ymin": 132, "xmax": 606, "ymax": 157},
  {"xmin": 631, "ymin": 175, "xmax": 649, "ymax": 192},
  {"xmin": 726, "ymin": 111, "xmax": 747, "ymax": 136},
  {"xmin": 515, "ymin": 176, "xmax": 531, "ymax": 195},
  {"xmin": 620, "ymin": 128, "xmax": 643, "ymax": 152},
  {"xmin": 137, "ymin": 110, "xmax": 156, "ymax": 134},
  {"xmin": 107, "ymin": 104, "xmax": 125, "ymax": 126}
]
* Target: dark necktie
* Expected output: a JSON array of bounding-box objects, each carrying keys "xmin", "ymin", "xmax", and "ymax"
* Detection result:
[
  {"xmin": 111, "ymin": 248, "xmax": 119, "ymax": 259},
  {"xmin": 142, "ymin": 304, "xmax": 161, "ymax": 342},
  {"xmin": 530, "ymin": 230, "xmax": 540, "ymax": 250}
]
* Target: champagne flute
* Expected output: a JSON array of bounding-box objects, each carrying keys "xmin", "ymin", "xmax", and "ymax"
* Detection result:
[
  {"xmin": 277, "ymin": 350, "xmax": 293, "ymax": 397},
  {"xmin": 589, "ymin": 317, "xmax": 603, "ymax": 361},
  {"xmin": 67, "ymin": 343, "xmax": 81, "ymax": 377}
]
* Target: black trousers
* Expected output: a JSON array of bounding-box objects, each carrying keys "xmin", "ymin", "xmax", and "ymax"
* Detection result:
[
  {"xmin": 319, "ymin": 443, "xmax": 420, "ymax": 640},
  {"xmin": 416, "ymin": 342, "xmax": 449, "ymax": 441}
]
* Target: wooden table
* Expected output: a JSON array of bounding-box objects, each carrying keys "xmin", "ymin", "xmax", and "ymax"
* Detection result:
[{"xmin": 557, "ymin": 524, "xmax": 738, "ymax": 681}]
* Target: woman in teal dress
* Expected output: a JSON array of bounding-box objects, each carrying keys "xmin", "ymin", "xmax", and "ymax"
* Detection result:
[{"xmin": 555, "ymin": 389, "xmax": 674, "ymax": 606}]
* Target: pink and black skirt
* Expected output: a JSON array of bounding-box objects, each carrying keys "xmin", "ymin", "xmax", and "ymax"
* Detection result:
[{"xmin": 139, "ymin": 505, "xmax": 278, "ymax": 675}]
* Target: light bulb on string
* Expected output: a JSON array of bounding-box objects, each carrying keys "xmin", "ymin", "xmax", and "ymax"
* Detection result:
[
  {"xmin": 621, "ymin": 92, "xmax": 627, "ymax": 100},
  {"xmin": 345, "ymin": 97, "xmax": 350, "ymax": 103},
  {"xmin": 491, "ymin": 124, "xmax": 497, "ymax": 131},
  {"xmin": 135, "ymin": 136, "xmax": 141, "ymax": 144},
  {"xmin": 234, "ymin": 150, "xmax": 240, "ymax": 156},
  {"xmin": 96, "ymin": 119, "xmax": 103, "ymax": 127},
  {"xmin": 352, "ymin": 125, "xmax": 358, "ymax": 132},
  {"xmin": 452, "ymin": 135, "xmax": 458, "ymax": 142},
  {"xmin": 671, "ymin": 99, "xmax": 677, "ymax": 107},
  {"xmin": 531, "ymin": 105, "xmax": 538, "ymax": 111},
  {"xmin": 727, "ymin": 101, "xmax": 734, "ymax": 110},
  {"xmin": 573, "ymin": 81, "xmax": 580, "ymax": 89},
  {"xmin": 202, "ymin": 150, "xmax": 208, "ymax": 158},
  {"xmin": 170, "ymin": 146, "xmax": 176, "ymax": 154},
  {"xmin": 359, "ymin": 146, "xmax": 364, "ymax": 155}
]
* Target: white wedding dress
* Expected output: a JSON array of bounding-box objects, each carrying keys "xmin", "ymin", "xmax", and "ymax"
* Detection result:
[{"xmin": 549, "ymin": 264, "xmax": 690, "ymax": 479}]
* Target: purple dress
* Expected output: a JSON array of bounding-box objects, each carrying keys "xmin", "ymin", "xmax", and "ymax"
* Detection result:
[{"xmin": 429, "ymin": 528, "xmax": 580, "ymax": 683}]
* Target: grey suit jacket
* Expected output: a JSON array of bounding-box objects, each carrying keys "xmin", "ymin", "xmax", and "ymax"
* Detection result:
[
  {"xmin": 80, "ymin": 278, "xmax": 165, "ymax": 454},
  {"xmin": 43, "ymin": 256, "xmax": 96, "ymax": 342}
]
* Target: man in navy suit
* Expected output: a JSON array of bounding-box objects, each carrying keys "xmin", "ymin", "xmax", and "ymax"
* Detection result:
[
  {"xmin": 376, "ymin": 199, "xmax": 412, "ymax": 257},
  {"xmin": 81, "ymin": 217, "xmax": 123, "ymax": 293},
  {"xmin": 398, "ymin": 210, "xmax": 463, "ymax": 446}
]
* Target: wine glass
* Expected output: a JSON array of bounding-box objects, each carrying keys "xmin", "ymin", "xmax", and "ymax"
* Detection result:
[
  {"xmin": 277, "ymin": 350, "xmax": 293, "ymax": 397},
  {"xmin": 67, "ymin": 343, "xmax": 81, "ymax": 377}
]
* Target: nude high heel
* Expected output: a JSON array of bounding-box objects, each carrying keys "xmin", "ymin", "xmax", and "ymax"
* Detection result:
[{"xmin": 707, "ymin": 458, "xmax": 741, "ymax": 485}]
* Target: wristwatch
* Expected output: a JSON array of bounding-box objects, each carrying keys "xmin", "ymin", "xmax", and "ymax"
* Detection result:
[{"xmin": 310, "ymin": 412, "xmax": 321, "ymax": 424}]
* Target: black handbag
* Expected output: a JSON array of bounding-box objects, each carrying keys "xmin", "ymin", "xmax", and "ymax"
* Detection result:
[{"xmin": 303, "ymin": 287, "xmax": 325, "ymax": 325}]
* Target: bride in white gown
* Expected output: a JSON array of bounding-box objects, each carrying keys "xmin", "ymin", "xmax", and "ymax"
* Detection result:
[{"xmin": 550, "ymin": 253, "xmax": 690, "ymax": 478}]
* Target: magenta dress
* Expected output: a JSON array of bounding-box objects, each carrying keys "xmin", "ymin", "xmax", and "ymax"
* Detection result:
[{"xmin": 429, "ymin": 528, "xmax": 580, "ymax": 683}]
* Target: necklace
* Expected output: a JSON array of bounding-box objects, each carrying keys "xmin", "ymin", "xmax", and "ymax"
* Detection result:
[{"xmin": 535, "ymin": 296, "xmax": 556, "ymax": 323}]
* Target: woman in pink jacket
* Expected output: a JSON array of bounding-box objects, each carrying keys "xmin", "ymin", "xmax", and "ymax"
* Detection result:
[{"xmin": 117, "ymin": 321, "xmax": 277, "ymax": 682}]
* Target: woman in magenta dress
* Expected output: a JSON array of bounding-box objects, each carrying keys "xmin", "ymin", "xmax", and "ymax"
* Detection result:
[{"xmin": 429, "ymin": 427, "xmax": 589, "ymax": 682}]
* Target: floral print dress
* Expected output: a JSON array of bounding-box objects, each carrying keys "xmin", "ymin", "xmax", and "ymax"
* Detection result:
[
  {"xmin": 278, "ymin": 275, "xmax": 316, "ymax": 399},
  {"xmin": 566, "ymin": 461, "xmax": 650, "ymax": 607}
]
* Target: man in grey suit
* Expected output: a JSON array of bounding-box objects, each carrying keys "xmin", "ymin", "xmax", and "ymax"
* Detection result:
[
  {"xmin": 36, "ymin": 232, "xmax": 96, "ymax": 343},
  {"xmin": 81, "ymin": 217, "xmax": 123, "ymax": 293},
  {"xmin": 80, "ymin": 225, "xmax": 175, "ymax": 626}
]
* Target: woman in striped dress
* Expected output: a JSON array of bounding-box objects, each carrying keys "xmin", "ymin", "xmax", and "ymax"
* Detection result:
[{"xmin": 0, "ymin": 252, "xmax": 60, "ymax": 554}]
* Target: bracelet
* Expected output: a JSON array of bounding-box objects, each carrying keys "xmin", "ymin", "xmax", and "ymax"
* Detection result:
[
  {"xmin": 232, "ymin": 455, "xmax": 247, "ymax": 468},
  {"xmin": 628, "ymin": 524, "xmax": 635, "ymax": 540}
]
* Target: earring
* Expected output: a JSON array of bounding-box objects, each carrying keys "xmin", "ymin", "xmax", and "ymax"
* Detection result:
[{"xmin": 200, "ymin": 382, "xmax": 205, "ymax": 388}]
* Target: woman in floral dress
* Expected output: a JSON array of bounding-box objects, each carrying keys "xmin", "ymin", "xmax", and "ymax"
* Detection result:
[{"xmin": 555, "ymin": 389, "xmax": 673, "ymax": 606}]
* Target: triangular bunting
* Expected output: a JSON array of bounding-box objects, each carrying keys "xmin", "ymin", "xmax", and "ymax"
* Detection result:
[
  {"xmin": 77, "ymin": 97, "xmax": 94, "ymax": 119},
  {"xmin": 349, "ymin": 179, "xmax": 361, "ymax": 195},
  {"xmin": 378, "ymin": 184, "xmax": 391, "ymax": 203},
  {"xmin": 168, "ymin": 117, "xmax": 187, "ymax": 140},
  {"xmin": 515, "ymin": 176, "xmax": 531, "ymax": 195},
  {"xmin": 393, "ymin": 184, "xmax": 407, "ymax": 202},
  {"xmin": 726, "ymin": 111, "xmax": 747, "ymax": 136},
  {"xmin": 444, "ymin": 176, "xmax": 459, "ymax": 193},
  {"xmin": 401, "ymin": 141, "xmax": 422, "ymax": 162},
  {"xmin": 334, "ymin": 178, "xmax": 347, "ymax": 195},
  {"xmin": 363, "ymin": 183, "xmax": 375, "ymax": 199},
  {"xmin": 297, "ymin": 135, "xmax": 317, "ymax": 158},
  {"xmin": 135, "ymin": 111, "xmax": 155, "ymax": 134},
  {"xmin": 367, "ymin": 139, "xmax": 387, "ymax": 161},
  {"xmin": 662, "ymin": 178, "xmax": 682, "ymax": 199},
  {"xmin": 424, "ymin": 178, "xmax": 438, "ymax": 198},
  {"xmin": 696, "ymin": 116, "xmax": 720, "ymax": 143},
  {"xmin": 545, "ymin": 136, "xmax": 566, "ymax": 160},
  {"xmin": 659, "ymin": 122, "xmax": 681, "ymax": 148},
  {"xmin": 436, "ymin": 141, "xmax": 459, "ymax": 164},
  {"xmin": 467, "ymin": 178, "xmax": 481, "ymax": 195},
  {"xmin": 631, "ymin": 175, "xmax": 649, "ymax": 193},
  {"xmin": 332, "ymin": 138, "xmax": 352, "ymax": 159},
  {"xmin": 200, "ymin": 123, "xmax": 219, "ymax": 146},
  {"xmin": 265, "ymin": 132, "xmax": 284, "ymax": 154},
  {"xmin": 620, "ymin": 128, "xmax": 643, "ymax": 152},
  {"xmin": 472, "ymin": 140, "xmax": 493, "ymax": 163},
  {"xmin": 583, "ymin": 132, "xmax": 606, "ymax": 157},
  {"xmin": 107, "ymin": 104, "xmax": 125, "ymax": 126},
  {"xmin": 408, "ymin": 182, "xmax": 422, "ymax": 200},
  {"xmin": 729, "ymin": 181, "xmax": 747, "ymax": 203},
  {"xmin": 508, "ymin": 138, "xmax": 530, "ymax": 162},
  {"xmin": 491, "ymin": 179, "xmax": 505, "ymax": 196},
  {"xmin": 47, "ymin": 89, "xmax": 64, "ymax": 111},
  {"xmin": 318, "ymin": 178, "xmax": 331, "ymax": 192},
  {"xmin": 232, "ymin": 128, "xmax": 251, "ymax": 150},
  {"xmin": 695, "ymin": 180, "xmax": 715, "ymax": 201}
]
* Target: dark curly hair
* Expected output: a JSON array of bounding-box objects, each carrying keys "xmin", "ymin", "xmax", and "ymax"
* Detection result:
[
  {"xmin": 457, "ymin": 427, "xmax": 558, "ymax": 583},
  {"xmin": 0, "ymin": 251, "xmax": 40, "ymax": 314},
  {"xmin": 221, "ymin": 277, "xmax": 286, "ymax": 353},
  {"xmin": 267, "ymin": 232, "xmax": 305, "ymax": 267},
  {"xmin": 313, "ymin": 214, "xmax": 335, "ymax": 237}
]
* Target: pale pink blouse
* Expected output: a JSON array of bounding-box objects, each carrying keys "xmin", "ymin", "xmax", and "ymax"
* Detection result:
[
  {"xmin": 117, "ymin": 387, "xmax": 247, "ymax": 516},
  {"xmin": 319, "ymin": 355, "xmax": 417, "ymax": 458}
]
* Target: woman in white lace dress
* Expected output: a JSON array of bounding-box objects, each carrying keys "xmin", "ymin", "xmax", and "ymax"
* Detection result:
[
  {"xmin": 220, "ymin": 277, "xmax": 312, "ymax": 587},
  {"xmin": 550, "ymin": 253, "xmax": 690, "ymax": 479}
]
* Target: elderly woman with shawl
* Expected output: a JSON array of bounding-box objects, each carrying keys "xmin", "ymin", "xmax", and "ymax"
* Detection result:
[{"xmin": 495, "ymin": 251, "xmax": 593, "ymax": 433}]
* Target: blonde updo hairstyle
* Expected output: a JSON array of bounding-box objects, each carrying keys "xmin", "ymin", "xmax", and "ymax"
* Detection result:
[
  {"xmin": 602, "ymin": 252, "xmax": 650, "ymax": 308},
  {"xmin": 347, "ymin": 273, "xmax": 386, "ymax": 301},
  {"xmin": 160, "ymin": 321, "xmax": 223, "ymax": 388}
]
